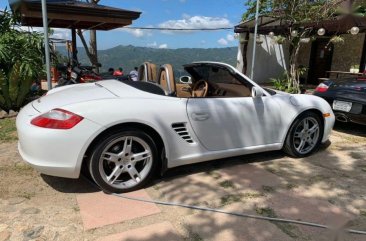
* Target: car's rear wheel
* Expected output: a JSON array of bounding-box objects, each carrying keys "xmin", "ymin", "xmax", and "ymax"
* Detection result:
[
  {"xmin": 283, "ymin": 112, "xmax": 323, "ymax": 157},
  {"xmin": 88, "ymin": 129, "xmax": 158, "ymax": 193}
]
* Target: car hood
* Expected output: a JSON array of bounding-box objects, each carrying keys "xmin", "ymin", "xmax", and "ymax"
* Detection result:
[{"xmin": 32, "ymin": 82, "xmax": 118, "ymax": 112}]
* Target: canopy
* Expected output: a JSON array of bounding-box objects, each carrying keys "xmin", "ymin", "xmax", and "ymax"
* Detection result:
[
  {"xmin": 10, "ymin": 0, "xmax": 141, "ymax": 30},
  {"xmin": 235, "ymin": 14, "xmax": 366, "ymax": 35}
]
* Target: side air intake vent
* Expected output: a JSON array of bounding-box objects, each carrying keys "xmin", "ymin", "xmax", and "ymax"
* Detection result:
[{"xmin": 172, "ymin": 123, "xmax": 195, "ymax": 144}]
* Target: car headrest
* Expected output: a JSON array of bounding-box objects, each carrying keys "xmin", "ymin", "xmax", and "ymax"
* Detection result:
[{"xmin": 158, "ymin": 64, "xmax": 176, "ymax": 95}]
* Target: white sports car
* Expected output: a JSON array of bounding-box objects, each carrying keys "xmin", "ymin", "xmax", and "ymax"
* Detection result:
[{"xmin": 16, "ymin": 62, "xmax": 335, "ymax": 193}]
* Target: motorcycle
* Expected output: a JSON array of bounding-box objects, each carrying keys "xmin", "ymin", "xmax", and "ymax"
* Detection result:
[{"xmin": 56, "ymin": 64, "xmax": 102, "ymax": 87}]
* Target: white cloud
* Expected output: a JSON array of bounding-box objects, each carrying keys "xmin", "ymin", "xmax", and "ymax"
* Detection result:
[
  {"xmin": 18, "ymin": 27, "xmax": 70, "ymax": 39},
  {"xmin": 159, "ymin": 43, "xmax": 168, "ymax": 49},
  {"xmin": 158, "ymin": 15, "xmax": 231, "ymax": 34},
  {"xmin": 52, "ymin": 29, "xmax": 70, "ymax": 39},
  {"xmin": 180, "ymin": 0, "xmax": 187, "ymax": 3},
  {"xmin": 226, "ymin": 34, "xmax": 235, "ymax": 42},
  {"xmin": 119, "ymin": 25, "xmax": 153, "ymax": 38},
  {"xmin": 121, "ymin": 28, "xmax": 145, "ymax": 38},
  {"xmin": 218, "ymin": 38, "xmax": 228, "ymax": 46}
]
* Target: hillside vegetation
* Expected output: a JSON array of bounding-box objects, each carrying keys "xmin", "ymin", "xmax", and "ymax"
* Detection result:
[{"xmin": 67, "ymin": 45, "xmax": 237, "ymax": 74}]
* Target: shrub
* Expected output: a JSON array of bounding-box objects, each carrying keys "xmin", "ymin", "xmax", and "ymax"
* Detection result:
[{"xmin": 0, "ymin": 9, "xmax": 45, "ymax": 112}]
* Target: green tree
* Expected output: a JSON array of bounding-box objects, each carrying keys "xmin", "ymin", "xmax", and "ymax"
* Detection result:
[
  {"xmin": 0, "ymin": 9, "xmax": 45, "ymax": 112},
  {"xmin": 242, "ymin": 0, "xmax": 345, "ymax": 93}
]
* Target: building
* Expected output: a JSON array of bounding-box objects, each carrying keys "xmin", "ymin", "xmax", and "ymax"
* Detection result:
[{"xmin": 235, "ymin": 0, "xmax": 366, "ymax": 84}]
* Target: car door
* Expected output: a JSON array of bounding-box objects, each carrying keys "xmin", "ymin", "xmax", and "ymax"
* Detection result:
[{"xmin": 186, "ymin": 96, "xmax": 282, "ymax": 151}]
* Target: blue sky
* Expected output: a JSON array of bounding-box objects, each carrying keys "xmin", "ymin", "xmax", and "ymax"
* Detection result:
[{"xmin": 1, "ymin": 0, "xmax": 245, "ymax": 49}]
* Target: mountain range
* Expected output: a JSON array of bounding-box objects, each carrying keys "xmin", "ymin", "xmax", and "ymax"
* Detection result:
[{"xmin": 61, "ymin": 45, "xmax": 238, "ymax": 74}]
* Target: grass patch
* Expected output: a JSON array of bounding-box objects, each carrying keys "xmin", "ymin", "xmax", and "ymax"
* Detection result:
[
  {"xmin": 0, "ymin": 118, "xmax": 17, "ymax": 142},
  {"xmin": 255, "ymin": 207, "xmax": 301, "ymax": 239},
  {"xmin": 14, "ymin": 162, "xmax": 32, "ymax": 171},
  {"xmin": 308, "ymin": 175, "xmax": 330, "ymax": 184},
  {"xmin": 255, "ymin": 207, "xmax": 276, "ymax": 217},
  {"xmin": 219, "ymin": 180, "xmax": 235, "ymax": 189},
  {"xmin": 152, "ymin": 184, "xmax": 160, "ymax": 190},
  {"xmin": 205, "ymin": 170, "xmax": 222, "ymax": 180},
  {"xmin": 265, "ymin": 167, "xmax": 278, "ymax": 174},
  {"xmin": 187, "ymin": 232, "xmax": 204, "ymax": 241},
  {"xmin": 220, "ymin": 194, "xmax": 243, "ymax": 206},
  {"xmin": 242, "ymin": 192, "xmax": 263, "ymax": 199},
  {"xmin": 18, "ymin": 192, "xmax": 35, "ymax": 200},
  {"xmin": 262, "ymin": 185, "xmax": 276, "ymax": 193},
  {"xmin": 286, "ymin": 183, "xmax": 298, "ymax": 190}
]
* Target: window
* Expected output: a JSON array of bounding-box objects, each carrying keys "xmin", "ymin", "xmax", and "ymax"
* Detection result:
[{"xmin": 185, "ymin": 64, "xmax": 253, "ymax": 98}]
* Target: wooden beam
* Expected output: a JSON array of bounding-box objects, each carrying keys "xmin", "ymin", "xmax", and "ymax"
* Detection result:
[
  {"xmin": 88, "ymin": 22, "xmax": 106, "ymax": 30},
  {"xmin": 71, "ymin": 28, "xmax": 78, "ymax": 65},
  {"xmin": 25, "ymin": 10, "xmax": 132, "ymax": 25},
  {"xmin": 67, "ymin": 20, "xmax": 80, "ymax": 29}
]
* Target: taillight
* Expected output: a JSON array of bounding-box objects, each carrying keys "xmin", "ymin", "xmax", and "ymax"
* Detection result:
[
  {"xmin": 315, "ymin": 83, "xmax": 329, "ymax": 93},
  {"xmin": 31, "ymin": 109, "xmax": 83, "ymax": 129}
]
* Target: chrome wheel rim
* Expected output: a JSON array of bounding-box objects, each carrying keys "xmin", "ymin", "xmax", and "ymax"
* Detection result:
[
  {"xmin": 293, "ymin": 117, "xmax": 320, "ymax": 155},
  {"xmin": 99, "ymin": 136, "xmax": 152, "ymax": 189}
]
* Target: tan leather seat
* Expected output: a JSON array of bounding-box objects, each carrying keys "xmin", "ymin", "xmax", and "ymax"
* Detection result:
[
  {"xmin": 138, "ymin": 62, "xmax": 157, "ymax": 82},
  {"xmin": 157, "ymin": 64, "xmax": 176, "ymax": 96}
]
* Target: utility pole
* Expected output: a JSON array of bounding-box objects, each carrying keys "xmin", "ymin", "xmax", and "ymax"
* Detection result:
[
  {"xmin": 90, "ymin": 0, "xmax": 100, "ymax": 73},
  {"xmin": 250, "ymin": 0, "xmax": 260, "ymax": 80},
  {"xmin": 41, "ymin": 0, "xmax": 52, "ymax": 90}
]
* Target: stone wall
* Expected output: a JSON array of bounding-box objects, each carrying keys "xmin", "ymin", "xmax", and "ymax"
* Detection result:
[
  {"xmin": 331, "ymin": 33, "xmax": 365, "ymax": 72},
  {"xmin": 297, "ymin": 33, "xmax": 365, "ymax": 80},
  {"xmin": 297, "ymin": 41, "xmax": 312, "ymax": 80}
]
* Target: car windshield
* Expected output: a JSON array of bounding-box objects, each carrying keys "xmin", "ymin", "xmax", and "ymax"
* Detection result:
[{"xmin": 186, "ymin": 65, "xmax": 242, "ymax": 85}]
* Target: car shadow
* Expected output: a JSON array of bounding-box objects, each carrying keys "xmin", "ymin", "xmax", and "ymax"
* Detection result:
[
  {"xmin": 150, "ymin": 140, "xmax": 331, "ymax": 187},
  {"xmin": 41, "ymin": 174, "xmax": 100, "ymax": 193},
  {"xmin": 40, "ymin": 141, "xmax": 331, "ymax": 194},
  {"xmin": 333, "ymin": 121, "xmax": 366, "ymax": 137},
  {"xmin": 41, "ymin": 150, "xmax": 287, "ymax": 194}
]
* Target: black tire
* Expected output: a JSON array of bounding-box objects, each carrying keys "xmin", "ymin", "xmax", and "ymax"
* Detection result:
[
  {"xmin": 88, "ymin": 129, "xmax": 158, "ymax": 193},
  {"xmin": 283, "ymin": 111, "xmax": 323, "ymax": 157}
]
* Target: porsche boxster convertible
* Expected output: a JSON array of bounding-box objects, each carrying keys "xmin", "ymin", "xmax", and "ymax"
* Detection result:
[{"xmin": 16, "ymin": 62, "xmax": 335, "ymax": 193}]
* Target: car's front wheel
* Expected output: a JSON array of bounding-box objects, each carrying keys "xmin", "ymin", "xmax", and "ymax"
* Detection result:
[
  {"xmin": 88, "ymin": 129, "xmax": 158, "ymax": 193},
  {"xmin": 283, "ymin": 112, "xmax": 323, "ymax": 157}
]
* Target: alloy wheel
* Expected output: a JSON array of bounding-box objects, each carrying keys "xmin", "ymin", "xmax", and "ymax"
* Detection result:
[
  {"xmin": 293, "ymin": 117, "xmax": 320, "ymax": 155},
  {"xmin": 98, "ymin": 136, "xmax": 153, "ymax": 189}
]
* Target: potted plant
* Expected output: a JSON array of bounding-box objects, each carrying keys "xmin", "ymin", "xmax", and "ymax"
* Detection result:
[{"xmin": 350, "ymin": 64, "xmax": 360, "ymax": 73}]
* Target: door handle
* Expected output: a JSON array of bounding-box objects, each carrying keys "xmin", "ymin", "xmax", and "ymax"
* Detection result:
[{"xmin": 192, "ymin": 112, "xmax": 209, "ymax": 121}]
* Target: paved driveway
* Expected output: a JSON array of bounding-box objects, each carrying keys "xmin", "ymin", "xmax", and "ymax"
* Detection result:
[{"xmin": 0, "ymin": 120, "xmax": 365, "ymax": 241}]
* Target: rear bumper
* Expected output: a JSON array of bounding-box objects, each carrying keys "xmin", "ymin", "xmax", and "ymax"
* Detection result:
[
  {"xmin": 314, "ymin": 93, "xmax": 366, "ymax": 126},
  {"xmin": 16, "ymin": 102, "xmax": 103, "ymax": 178},
  {"xmin": 334, "ymin": 111, "xmax": 366, "ymax": 125}
]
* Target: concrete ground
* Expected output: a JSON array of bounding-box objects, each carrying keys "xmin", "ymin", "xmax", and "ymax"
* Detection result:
[{"xmin": 0, "ymin": 119, "xmax": 365, "ymax": 241}]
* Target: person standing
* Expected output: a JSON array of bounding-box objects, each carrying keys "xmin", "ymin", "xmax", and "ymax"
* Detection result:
[
  {"xmin": 129, "ymin": 67, "xmax": 139, "ymax": 81},
  {"xmin": 113, "ymin": 67, "xmax": 123, "ymax": 76}
]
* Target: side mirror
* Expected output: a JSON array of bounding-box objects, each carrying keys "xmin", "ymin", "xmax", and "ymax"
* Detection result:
[
  {"xmin": 179, "ymin": 76, "xmax": 192, "ymax": 84},
  {"xmin": 251, "ymin": 86, "xmax": 264, "ymax": 98}
]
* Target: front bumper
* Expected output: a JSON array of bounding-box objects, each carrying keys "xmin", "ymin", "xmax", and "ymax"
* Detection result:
[
  {"xmin": 322, "ymin": 111, "xmax": 335, "ymax": 143},
  {"xmin": 16, "ymin": 102, "xmax": 103, "ymax": 178}
]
